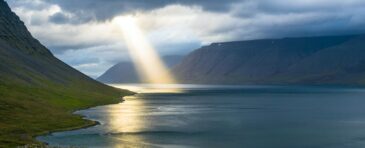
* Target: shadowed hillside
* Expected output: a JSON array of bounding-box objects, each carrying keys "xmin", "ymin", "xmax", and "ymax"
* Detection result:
[
  {"xmin": 0, "ymin": 0, "xmax": 133, "ymax": 146},
  {"xmin": 97, "ymin": 55, "xmax": 184, "ymax": 83},
  {"xmin": 173, "ymin": 34, "xmax": 365, "ymax": 85}
]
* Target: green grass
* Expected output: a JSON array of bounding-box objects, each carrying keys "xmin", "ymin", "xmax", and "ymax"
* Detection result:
[
  {"xmin": 0, "ymin": 78, "xmax": 134, "ymax": 147},
  {"xmin": 0, "ymin": 10, "xmax": 135, "ymax": 147}
]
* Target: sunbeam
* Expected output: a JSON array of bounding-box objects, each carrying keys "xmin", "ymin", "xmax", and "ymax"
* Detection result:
[{"xmin": 113, "ymin": 16, "xmax": 177, "ymax": 84}]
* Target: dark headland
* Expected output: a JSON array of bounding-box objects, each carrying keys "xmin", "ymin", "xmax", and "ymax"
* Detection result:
[{"xmin": 173, "ymin": 34, "xmax": 365, "ymax": 85}]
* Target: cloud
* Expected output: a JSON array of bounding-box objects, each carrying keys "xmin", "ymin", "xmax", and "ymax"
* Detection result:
[
  {"xmin": 43, "ymin": 0, "xmax": 241, "ymax": 22},
  {"xmin": 6, "ymin": 0, "xmax": 365, "ymax": 77},
  {"xmin": 55, "ymin": 43, "xmax": 131, "ymax": 78}
]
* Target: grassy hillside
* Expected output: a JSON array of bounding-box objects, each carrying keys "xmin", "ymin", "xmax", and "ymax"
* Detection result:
[
  {"xmin": 0, "ymin": 0, "xmax": 134, "ymax": 147},
  {"xmin": 0, "ymin": 78, "xmax": 133, "ymax": 147}
]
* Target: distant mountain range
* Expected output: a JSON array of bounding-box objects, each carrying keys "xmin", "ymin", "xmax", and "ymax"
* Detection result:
[
  {"xmin": 97, "ymin": 55, "xmax": 184, "ymax": 83},
  {"xmin": 0, "ymin": 0, "xmax": 132, "ymax": 146},
  {"xmin": 173, "ymin": 34, "xmax": 365, "ymax": 85}
]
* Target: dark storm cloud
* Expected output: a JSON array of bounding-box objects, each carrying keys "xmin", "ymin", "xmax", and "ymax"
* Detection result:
[
  {"xmin": 43, "ymin": 0, "xmax": 365, "ymax": 37},
  {"xmin": 48, "ymin": 12, "xmax": 95, "ymax": 24},
  {"xmin": 48, "ymin": 12, "xmax": 69, "ymax": 24},
  {"xmin": 45, "ymin": 0, "xmax": 241, "ymax": 22},
  {"xmin": 232, "ymin": 0, "xmax": 365, "ymax": 17}
]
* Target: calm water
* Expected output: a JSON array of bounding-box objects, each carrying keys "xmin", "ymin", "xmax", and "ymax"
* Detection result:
[{"xmin": 38, "ymin": 84, "xmax": 365, "ymax": 148}]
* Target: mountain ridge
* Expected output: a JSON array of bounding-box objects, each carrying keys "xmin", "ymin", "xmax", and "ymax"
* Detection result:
[
  {"xmin": 173, "ymin": 34, "xmax": 365, "ymax": 85},
  {"xmin": 97, "ymin": 55, "xmax": 184, "ymax": 83}
]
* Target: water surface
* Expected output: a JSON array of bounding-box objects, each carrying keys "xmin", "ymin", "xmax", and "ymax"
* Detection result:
[{"xmin": 38, "ymin": 84, "xmax": 365, "ymax": 148}]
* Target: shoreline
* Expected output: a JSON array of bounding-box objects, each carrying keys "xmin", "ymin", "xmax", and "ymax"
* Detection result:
[{"xmin": 33, "ymin": 94, "xmax": 136, "ymax": 147}]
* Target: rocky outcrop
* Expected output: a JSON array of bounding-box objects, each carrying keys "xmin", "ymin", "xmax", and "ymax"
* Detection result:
[
  {"xmin": 0, "ymin": 0, "xmax": 110, "ymax": 85},
  {"xmin": 0, "ymin": 0, "xmax": 51, "ymax": 55}
]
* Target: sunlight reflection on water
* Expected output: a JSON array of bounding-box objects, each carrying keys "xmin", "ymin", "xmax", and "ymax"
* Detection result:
[
  {"xmin": 111, "ymin": 83, "xmax": 186, "ymax": 93},
  {"xmin": 38, "ymin": 84, "xmax": 365, "ymax": 148},
  {"xmin": 105, "ymin": 98, "xmax": 145, "ymax": 133}
]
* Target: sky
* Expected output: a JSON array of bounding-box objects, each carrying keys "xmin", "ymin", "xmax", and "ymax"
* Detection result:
[{"xmin": 6, "ymin": 0, "xmax": 365, "ymax": 78}]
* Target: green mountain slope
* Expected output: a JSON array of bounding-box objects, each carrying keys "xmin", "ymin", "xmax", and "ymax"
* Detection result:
[{"xmin": 0, "ymin": 0, "xmax": 133, "ymax": 146}]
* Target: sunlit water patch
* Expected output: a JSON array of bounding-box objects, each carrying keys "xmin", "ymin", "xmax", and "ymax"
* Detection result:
[{"xmin": 38, "ymin": 84, "xmax": 365, "ymax": 148}]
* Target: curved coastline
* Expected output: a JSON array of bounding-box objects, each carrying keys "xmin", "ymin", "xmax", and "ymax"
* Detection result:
[{"xmin": 34, "ymin": 93, "xmax": 137, "ymax": 147}]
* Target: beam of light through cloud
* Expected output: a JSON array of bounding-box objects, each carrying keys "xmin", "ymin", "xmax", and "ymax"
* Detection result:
[
  {"xmin": 7, "ymin": 0, "xmax": 365, "ymax": 78},
  {"xmin": 113, "ymin": 16, "xmax": 177, "ymax": 84}
]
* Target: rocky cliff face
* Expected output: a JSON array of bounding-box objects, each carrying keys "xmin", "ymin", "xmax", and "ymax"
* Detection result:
[
  {"xmin": 173, "ymin": 34, "xmax": 365, "ymax": 85},
  {"xmin": 0, "ymin": 0, "xmax": 51, "ymax": 55},
  {"xmin": 0, "ymin": 0, "xmax": 103, "ymax": 85}
]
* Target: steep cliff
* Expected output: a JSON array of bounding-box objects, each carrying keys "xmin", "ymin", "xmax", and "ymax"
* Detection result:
[{"xmin": 173, "ymin": 34, "xmax": 365, "ymax": 85}]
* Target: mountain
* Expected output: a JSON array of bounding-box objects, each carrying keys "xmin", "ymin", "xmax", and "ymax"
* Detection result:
[
  {"xmin": 173, "ymin": 34, "xmax": 365, "ymax": 85},
  {"xmin": 97, "ymin": 61, "xmax": 139, "ymax": 83},
  {"xmin": 97, "ymin": 55, "xmax": 184, "ymax": 83},
  {"xmin": 0, "ymin": 0, "xmax": 133, "ymax": 146}
]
